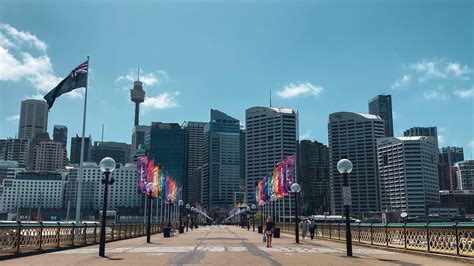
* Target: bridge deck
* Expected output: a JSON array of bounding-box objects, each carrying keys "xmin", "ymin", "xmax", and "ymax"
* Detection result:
[{"xmin": 5, "ymin": 226, "xmax": 470, "ymax": 265}]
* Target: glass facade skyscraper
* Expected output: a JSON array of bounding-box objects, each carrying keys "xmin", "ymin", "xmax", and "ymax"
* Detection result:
[
  {"xmin": 148, "ymin": 122, "xmax": 185, "ymax": 184},
  {"xmin": 369, "ymin": 95, "xmax": 393, "ymax": 137}
]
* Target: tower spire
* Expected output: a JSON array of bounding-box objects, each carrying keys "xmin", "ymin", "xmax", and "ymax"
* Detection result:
[
  {"xmin": 137, "ymin": 67, "xmax": 140, "ymax": 81},
  {"xmin": 269, "ymin": 89, "xmax": 272, "ymax": 107}
]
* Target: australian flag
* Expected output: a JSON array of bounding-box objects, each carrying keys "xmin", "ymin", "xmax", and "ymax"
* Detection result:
[{"xmin": 43, "ymin": 60, "xmax": 88, "ymax": 109}]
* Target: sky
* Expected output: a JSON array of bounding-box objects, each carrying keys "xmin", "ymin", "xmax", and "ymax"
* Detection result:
[{"xmin": 0, "ymin": 0, "xmax": 473, "ymax": 157}]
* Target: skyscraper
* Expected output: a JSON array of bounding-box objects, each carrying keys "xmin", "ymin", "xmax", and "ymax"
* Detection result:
[
  {"xmin": 70, "ymin": 135, "xmax": 92, "ymax": 164},
  {"xmin": 33, "ymin": 140, "xmax": 67, "ymax": 172},
  {"xmin": 404, "ymin": 127, "xmax": 438, "ymax": 148},
  {"xmin": 91, "ymin": 141, "xmax": 131, "ymax": 165},
  {"xmin": 440, "ymin": 146, "xmax": 464, "ymax": 166},
  {"xmin": 3, "ymin": 138, "xmax": 29, "ymax": 168},
  {"xmin": 299, "ymin": 140, "xmax": 330, "ymax": 215},
  {"xmin": 185, "ymin": 121, "xmax": 205, "ymax": 205},
  {"xmin": 131, "ymin": 125, "xmax": 150, "ymax": 159},
  {"xmin": 53, "ymin": 125, "xmax": 68, "ymax": 147},
  {"xmin": 455, "ymin": 160, "xmax": 474, "ymax": 190},
  {"xmin": 377, "ymin": 136, "xmax": 440, "ymax": 217},
  {"xmin": 130, "ymin": 72, "xmax": 145, "ymax": 127},
  {"xmin": 18, "ymin": 99, "xmax": 49, "ymax": 140},
  {"xmin": 148, "ymin": 122, "xmax": 185, "ymax": 183},
  {"xmin": 203, "ymin": 110, "xmax": 241, "ymax": 210},
  {"xmin": 328, "ymin": 112, "xmax": 385, "ymax": 215},
  {"xmin": 245, "ymin": 107, "xmax": 297, "ymax": 202},
  {"xmin": 369, "ymin": 95, "xmax": 394, "ymax": 137}
]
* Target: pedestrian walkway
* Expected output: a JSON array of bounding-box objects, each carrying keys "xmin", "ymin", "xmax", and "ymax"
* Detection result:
[{"xmin": 5, "ymin": 225, "xmax": 471, "ymax": 265}]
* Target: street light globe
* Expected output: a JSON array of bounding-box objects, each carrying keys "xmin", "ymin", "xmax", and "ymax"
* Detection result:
[
  {"xmin": 291, "ymin": 183, "xmax": 301, "ymax": 193},
  {"xmin": 178, "ymin": 200, "xmax": 184, "ymax": 206},
  {"xmin": 191, "ymin": 207, "xmax": 195, "ymax": 211},
  {"xmin": 259, "ymin": 200, "xmax": 265, "ymax": 206},
  {"xmin": 167, "ymin": 194, "xmax": 172, "ymax": 201},
  {"xmin": 246, "ymin": 206, "xmax": 250, "ymax": 212},
  {"xmin": 270, "ymin": 194, "xmax": 277, "ymax": 201},
  {"xmin": 337, "ymin": 159, "xmax": 353, "ymax": 174},
  {"xmin": 251, "ymin": 204, "xmax": 256, "ymax": 210},
  {"xmin": 145, "ymin": 182, "xmax": 154, "ymax": 193},
  {"xmin": 99, "ymin": 157, "xmax": 116, "ymax": 173},
  {"xmin": 186, "ymin": 204, "xmax": 190, "ymax": 209}
]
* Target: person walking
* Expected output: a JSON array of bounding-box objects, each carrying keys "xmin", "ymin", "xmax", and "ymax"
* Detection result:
[
  {"xmin": 309, "ymin": 220, "xmax": 316, "ymax": 240},
  {"xmin": 301, "ymin": 219, "xmax": 308, "ymax": 240},
  {"xmin": 265, "ymin": 216, "xmax": 274, "ymax": 248}
]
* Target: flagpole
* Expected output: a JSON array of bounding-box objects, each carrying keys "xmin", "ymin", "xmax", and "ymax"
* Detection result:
[{"xmin": 75, "ymin": 56, "xmax": 89, "ymax": 224}]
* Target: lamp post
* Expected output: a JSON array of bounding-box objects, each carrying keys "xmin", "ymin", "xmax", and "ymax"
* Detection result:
[
  {"xmin": 246, "ymin": 206, "xmax": 251, "ymax": 230},
  {"xmin": 186, "ymin": 204, "xmax": 190, "ymax": 231},
  {"xmin": 167, "ymin": 194, "xmax": 172, "ymax": 227},
  {"xmin": 251, "ymin": 204, "xmax": 256, "ymax": 232},
  {"xmin": 270, "ymin": 195, "xmax": 277, "ymax": 224},
  {"xmin": 178, "ymin": 200, "xmax": 184, "ymax": 233},
  {"xmin": 145, "ymin": 183, "xmax": 154, "ymax": 243},
  {"xmin": 337, "ymin": 159, "xmax": 353, "ymax": 257},
  {"xmin": 98, "ymin": 157, "xmax": 116, "ymax": 257},
  {"xmin": 291, "ymin": 182, "xmax": 301, "ymax": 244},
  {"xmin": 259, "ymin": 200, "xmax": 264, "ymax": 233},
  {"xmin": 191, "ymin": 207, "xmax": 195, "ymax": 229}
]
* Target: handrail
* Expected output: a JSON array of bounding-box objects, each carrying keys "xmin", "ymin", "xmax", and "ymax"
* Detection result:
[
  {"xmin": 276, "ymin": 222, "xmax": 474, "ymax": 258},
  {"xmin": 0, "ymin": 222, "xmax": 166, "ymax": 256}
]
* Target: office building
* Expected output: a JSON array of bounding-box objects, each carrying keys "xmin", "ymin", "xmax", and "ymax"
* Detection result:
[
  {"xmin": 299, "ymin": 140, "xmax": 330, "ymax": 215},
  {"xmin": 0, "ymin": 172, "xmax": 65, "ymax": 214},
  {"xmin": 3, "ymin": 138, "xmax": 29, "ymax": 168},
  {"xmin": 33, "ymin": 140, "xmax": 67, "ymax": 172},
  {"xmin": 91, "ymin": 141, "xmax": 131, "ymax": 165},
  {"xmin": 377, "ymin": 136, "xmax": 440, "ymax": 217},
  {"xmin": 440, "ymin": 190, "xmax": 474, "ymax": 215},
  {"xmin": 328, "ymin": 112, "xmax": 384, "ymax": 215},
  {"xmin": 403, "ymin": 127, "xmax": 438, "ymax": 148},
  {"xmin": 53, "ymin": 125, "xmax": 68, "ymax": 147},
  {"xmin": 368, "ymin": 95, "xmax": 394, "ymax": 137},
  {"xmin": 455, "ymin": 160, "xmax": 474, "ymax": 190},
  {"xmin": 440, "ymin": 146, "xmax": 464, "ymax": 166},
  {"xmin": 0, "ymin": 140, "xmax": 6, "ymax": 160},
  {"xmin": 203, "ymin": 109, "xmax": 241, "ymax": 210},
  {"xmin": 0, "ymin": 161, "xmax": 19, "ymax": 183},
  {"xmin": 240, "ymin": 129, "xmax": 246, "ymax": 192},
  {"xmin": 148, "ymin": 122, "xmax": 185, "ymax": 183},
  {"xmin": 64, "ymin": 163, "xmax": 142, "ymax": 211},
  {"xmin": 18, "ymin": 99, "xmax": 48, "ymax": 140},
  {"xmin": 131, "ymin": 125, "xmax": 150, "ymax": 159},
  {"xmin": 185, "ymin": 122, "xmax": 205, "ymax": 204},
  {"xmin": 70, "ymin": 135, "xmax": 92, "ymax": 164}
]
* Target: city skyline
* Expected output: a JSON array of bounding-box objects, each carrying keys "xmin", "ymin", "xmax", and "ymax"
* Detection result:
[{"xmin": 0, "ymin": 1, "xmax": 473, "ymax": 156}]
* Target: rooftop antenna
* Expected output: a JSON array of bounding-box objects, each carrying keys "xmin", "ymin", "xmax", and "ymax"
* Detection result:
[
  {"xmin": 137, "ymin": 67, "xmax": 140, "ymax": 81},
  {"xmin": 101, "ymin": 124, "xmax": 104, "ymax": 142},
  {"xmin": 269, "ymin": 89, "xmax": 272, "ymax": 107}
]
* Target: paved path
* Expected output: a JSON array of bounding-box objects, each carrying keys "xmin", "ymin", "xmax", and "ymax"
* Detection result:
[{"xmin": 5, "ymin": 225, "xmax": 471, "ymax": 265}]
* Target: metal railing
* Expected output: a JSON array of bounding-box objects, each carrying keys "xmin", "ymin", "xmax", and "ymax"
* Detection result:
[
  {"xmin": 0, "ymin": 222, "xmax": 169, "ymax": 256},
  {"xmin": 277, "ymin": 222, "xmax": 474, "ymax": 258}
]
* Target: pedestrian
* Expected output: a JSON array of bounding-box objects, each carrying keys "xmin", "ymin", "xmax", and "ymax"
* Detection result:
[
  {"xmin": 265, "ymin": 216, "xmax": 274, "ymax": 248},
  {"xmin": 309, "ymin": 220, "xmax": 316, "ymax": 240},
  {"xmin": 300, "ymin": 219, "xmax": 308, "ymax": 240}
]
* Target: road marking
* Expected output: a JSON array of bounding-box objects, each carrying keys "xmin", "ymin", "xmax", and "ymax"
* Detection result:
[{"xmin": 53, "ymin": 246, "xmax": 395, "ymax": 255}]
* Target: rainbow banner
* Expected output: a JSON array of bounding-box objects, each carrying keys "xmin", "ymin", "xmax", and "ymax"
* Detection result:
[
  {"xmin": 152, "ymin": 166, "xmax": 160, "ymax": 198},
  {"xmin": 254, "ymin": 154, "xmax": 296, "ymax": 203}
]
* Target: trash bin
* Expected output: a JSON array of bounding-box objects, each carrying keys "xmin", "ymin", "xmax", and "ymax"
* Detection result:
[
  {"xmin": 258, "ymin": 225, "xmax": 263, "ymax": 234},
  {"xmin": 164, "ymin": 227, "xmax": 171, "ymax": 238},
  {"xmin": 179, "ymin": 226, "xmax": 184, "ymax": 233},
  {"xmin": 273, "ymin": 228, "xmax": 280, "ymax": 238}
]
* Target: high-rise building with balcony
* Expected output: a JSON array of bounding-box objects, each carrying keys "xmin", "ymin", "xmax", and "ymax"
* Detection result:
[
  {"xmin": 3, "ymin": 138, "xmax": 30, "ymax": 168},
  {"xmin": 91, "ymin": 141, "xmax": 131, "ymax": 165},
  {"xmin": 53, "ymin": 125, "xmax": 68, "ymax": 147},
  {"xmin": 377, "ymin": 136, "xmax": 440, "ymax": 217},
  {"xmin": 33, "ymin": 140, "xmax": 67, "ymax": 172},
  {"xmin": 18, "ymin": 99, "xmax": 49, "ymax": 141},
  {"xmin": 455, "ymin": 160, "xmax": 474, "ymax": 190},
  {"xmin": 185, "ymin": 122, "xmax": 205, "ymax": 205},
  {"xmin": 328, "ymin": 112, "xmax": 385, "ymax": 215}
]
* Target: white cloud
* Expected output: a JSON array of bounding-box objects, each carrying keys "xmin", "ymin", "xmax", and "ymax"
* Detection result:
[
  {"xmin": 6, "ymin": 114, "xmax": 20, "ymax": 121},
  {"xmin": 1, "ymin": 24, "xmax": 47, "ymax": 52},
  {"xmin": 391, "ymin": 74, "xmax": 411, "ymax": 89},
  {"xmin": 454, "ymin": 86, "xmax": 474, "ymax": 99},
  {"xmin": 142, "ymin": 92, "xmax": 180, "ymax": 111},
  {"xmin": 408, "ymin": 58, "xmax": 472, "ymax": 82},
  {"xmin": 469, "ymin": 140, "xmax": 474, "ymax": 150},
  {"xmin": 438, "ymin": 135, "xmax": 445, "ymax": 145},
  {"xmin": 423, "ymin": 89, "xmax": 447, "ymax": 101},
  {"xmin": 299, "ymin": 130, "xmax": 312, "ymax": 140},
  {"xmin": 0, "ymin": 24, "xmax": 82, "ymax": 99},
  {"xmin": 276, "ymin": 82, "xmax": 324, "ymax": 99},
  {"xmin": 116, "ymin": 69, "xmax": 168, "ymax": 87}
]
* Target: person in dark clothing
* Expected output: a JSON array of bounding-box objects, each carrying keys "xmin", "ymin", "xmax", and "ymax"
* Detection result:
[
  {"xmin": 265, "ymin": 216, "xmax": 274, "ymax": 248},
  {"xmin": 309, "ymin": 220, "xmax": 316, "ymax": 240}
]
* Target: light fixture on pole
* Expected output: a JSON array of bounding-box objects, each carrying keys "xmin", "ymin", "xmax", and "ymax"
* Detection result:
[
  {"xmin": 178, "ymin": 200, "xmax": 184, "ymax": 233},
  {"xmin": 186, "ymin": 204, "xmax": 190, "ymax": 231},
  {"xmin": 258, "ymin": 200, "xmax": 264, "ymax": 233},
  {"xmin": 145, "ymin": 182, "xmax": 154, "ymax": 243},
  {"xmin": 251, "ymin": 204, "xmax": 257, "ymax": 232},
  {"xmin": 291, "ymin": 182, "xmax": 301, "ymax": 244},
  {"xmin": 98, "ymin": 157, "xmax": 116, "ymax": 257},
  {"xmin": 337, "ymin": 158, "xmax": 353, "ymax": 257},
  {"xmin": 246, "ymin": 206, "xmax": 251, "ymax": 230}
]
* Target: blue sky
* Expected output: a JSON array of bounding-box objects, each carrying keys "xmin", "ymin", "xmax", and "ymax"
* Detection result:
[{"xmin": 0, "ymin": 0, "xmax": 473, "ymax": 156}]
